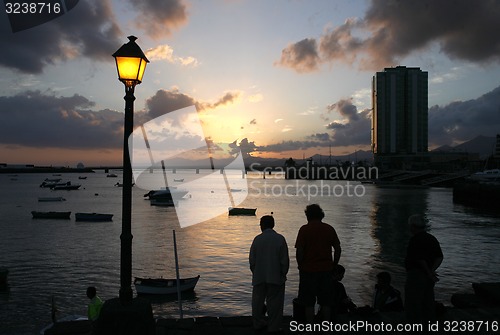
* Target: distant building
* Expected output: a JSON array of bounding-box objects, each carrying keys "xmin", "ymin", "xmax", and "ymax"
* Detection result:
[{"xmin": 372, "ymin": 66, "xmax": 428, "ymax": 169}]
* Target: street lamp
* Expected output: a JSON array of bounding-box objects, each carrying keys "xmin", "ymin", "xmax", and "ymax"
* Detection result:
[{"xmin": 113, "ymin": 36, "xmax": 149, "ymax": 303}]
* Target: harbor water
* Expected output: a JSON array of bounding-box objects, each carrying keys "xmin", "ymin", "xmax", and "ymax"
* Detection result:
[{"xmin": 1, "ymin": 171, "xmax": 499, "ymax": 334}]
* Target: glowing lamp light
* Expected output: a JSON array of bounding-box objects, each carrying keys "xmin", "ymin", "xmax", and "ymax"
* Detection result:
[{"xmin": 112, "ymin": 36, "xmax": 149, "ymax": 88}]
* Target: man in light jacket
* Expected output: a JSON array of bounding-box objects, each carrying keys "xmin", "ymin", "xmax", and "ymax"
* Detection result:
[{"xmin": 249, "ymin": 215, "xmax": 289, "ymax": 333}]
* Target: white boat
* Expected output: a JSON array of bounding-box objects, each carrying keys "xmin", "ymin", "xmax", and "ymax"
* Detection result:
[
  {"xmin": 470, "ymin": 169, "xmax": 500, "ymax": 181},
  {"xmin": 134, "ymin": 275, "xmax": 200, "ymax": 295},
  {"xmin": 39, "ymin": 315, "xmax": 89, "ymax": 335}
]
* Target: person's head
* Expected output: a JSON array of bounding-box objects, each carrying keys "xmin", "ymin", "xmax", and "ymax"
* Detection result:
[
  {"xmin": 260, "ymin": 215, "xmax": 275, "ymax": 232},
  {"xmin": 332, "ymin": 264, "xmax": 345, "ymax": 281},
  {"xmin": 86, "ymin": 286, "xmax": 97, "ymax": 299},
  {"xmin": 304, "ymin": 204, "xmax": 325, "ymax": 221},
  {"xmin": 376, "ymin": 271, "xmax": 391, "ymax": 288},
  {"xmin": 408, "ymin": 214, "xmax": 427, "ymax": 234}
]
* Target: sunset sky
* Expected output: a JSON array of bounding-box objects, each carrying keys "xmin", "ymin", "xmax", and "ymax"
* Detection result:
[{"xmin": 1, "ymin": 0, "xmax": 499, "ymax": 166}]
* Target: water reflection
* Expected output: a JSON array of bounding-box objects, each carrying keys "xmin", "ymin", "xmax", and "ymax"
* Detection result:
[{"xmin": 369, "ymin": 187, "xmax": 430, "ymax": 291}]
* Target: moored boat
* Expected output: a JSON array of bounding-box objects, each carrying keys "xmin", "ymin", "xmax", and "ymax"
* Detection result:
[
  {"xmin": 39, "ymin": 315, "xmax": 89, "ymax": 335},
  {"xmin": 75, "ymin": 213, "xmax": 113, "ymax": 222},
  {"xmin": 470, "ymin": 169, "xmax": 500, "ymax": 181},
  {"xmin": 40, "ymin": 181, "xmax": 61, "ymax": 188},
  {"xmin": 38, "ymin": 197, "xmax": 66, "ymax": 202},
  {"xmin": 31, "ymin": 211, "xmax": 71, "ymax": 219},
  {"xmin": 150, "ymin": 198, "xmax": 176, "ymax": 206},
  {"xmin": 144, "ymin": 188, "xmax": 188, "ymax": 200},
  {"xmin": 228, "ymin": 207, "xmax": 257, "ymax": 216},
  {"xmin": 51, "ymin": 182, "xmax": 81, "ymax": 190},
  {"xmin": 134, "ymin": 275, "xmax": 200, "ymax": 295}
]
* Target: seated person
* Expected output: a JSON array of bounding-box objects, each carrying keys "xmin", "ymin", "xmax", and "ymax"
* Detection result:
[
  {"xmin": 372, "ymin": 271, "xmax": 403, "ymax": 312},
  {"xmin": 331, "ymin": 264, "xmax": 357, "ymax": 315}
]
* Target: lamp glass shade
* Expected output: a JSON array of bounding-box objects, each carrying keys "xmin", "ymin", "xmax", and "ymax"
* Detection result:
[
  {"xmin": 112, "ymin": 36, "xmax": 149, "ymax": 86},
  {"xmin": 115, "ymin": 56, "xmax": 147, "ymax": 83}
]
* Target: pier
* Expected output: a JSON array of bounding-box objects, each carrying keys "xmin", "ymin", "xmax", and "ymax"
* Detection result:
[{"xmin": 43, "ymin": 307, "xmax": 500, "ymax": 334}]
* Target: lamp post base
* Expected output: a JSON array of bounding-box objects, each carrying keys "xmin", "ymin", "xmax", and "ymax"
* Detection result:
[{"xmin": 93, "ymin": 297, "xmax": 154, "ymax": 335}]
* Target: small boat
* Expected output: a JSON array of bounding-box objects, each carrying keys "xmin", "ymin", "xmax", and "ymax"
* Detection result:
[
  {"xmin": 173, "ymin": 178, "xmax": 184, "ymax": 182},
  {"xmin": 45, "ymin": 178, "xmax": 62, "ymax": 182},
  {"xmin": 39, "ymin": 315, "xmax": 89, "ymax": 335},
  {"xmin": 40, "ymin": 181, "xmax": 62, "ymax": 188},
  {"xmin": 228, "ymin": 207, "xmax": 257, "ymax": 216},
  {"xmin": 107, "ymin": 173, "xmax": 118, "ymax": 177},
  {"xmin": 78, "ymin": 176, "xmax": 87, "ymax": 180},
  {"xmin": 134, "ymin": 275, "xmax": 200, "ymax": 295},
  {"xmin": 150, "ymin": 198, "xmax": 176, "ymax": 206},
  {"xmin": 38, "ymin": 197, "xmax": 66, "ymax": 202},
  {"xmin": 144, "ymin": 188, "xmax": 188, "ymax": 200},
  {"xmin": 51, "ymin": 183, "xmax": 81, "ymax": 190},
  {"xmin": 75, "ymin": 213, "xmax": 113, "ymax": 222},
  {"xmin": 31, "ymin": 211, "xmax": 71, "ymax": 219},
  {"xmin": 470, "ymin": 169, "xmax": 500, "ymax": 181}
]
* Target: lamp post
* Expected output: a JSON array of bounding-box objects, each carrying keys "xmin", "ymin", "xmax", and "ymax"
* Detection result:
[{"xmin": 112, "ymin": 36, "xmax": 149, "ymax": 303}]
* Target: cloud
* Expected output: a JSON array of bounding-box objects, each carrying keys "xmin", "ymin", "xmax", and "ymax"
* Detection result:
[
  {"xmin": 141, "ymin": 88, "xmax": 241, "ymax": 120},
  {"xmin": 298, "ymin": 108, "xmax": 316, "ymax": 116},
  {"xmin": 327, "ymin": 99, "xmax": 360, "ymax": 121},
  {"xmin": 429, "ymin": 67, "xmax": 462, "ymax": 84},
  {"xmin": 259, "ymin": 98, "xmax": 371, "ymax": 153},
  {"xmin": 258, "ymin": 140, "xmax": 327, "ymax": 153},
  {"xmin": 0, "ymin": 86, "xmax": 246, "ymax": 155},
  {"xmin": 428, "ymin": 85, "xmax": 500, "ymax": 146},
  {"xmin": 142, "ymin": 89, "xmax": 197, "ymax": 123},
  {"xmin": 275, "ymin": 38, "xmax": 320, "ymax": 73},
  {"xmin": 308, "ymin": 133, "xmax": 331, "ymax": 142},
  {"xmin": 325, "ymin": 98, "xmax": 371, "ymax": 146},
  {"xmin": 277, "ymin": 0, "xmax": 500, "ymax": 72},
  {"xmin": 248, "ymin": 93, "xmax": 263, "ymax": 103},
  {"xmin": 203, "ymin": 91, "xmax": 242, "ymax": 110},
  {"xmin": 145, "ymin": 44, "xmax": 199, "ymax": 67},
  {"xmin": 0, "ymin": 0, "xmax": 122, "ymax": 74},
  {"xmin": 233, "ymin": 138, "xmax": 258, "ymax": 158},
  {"xmin": 127, "ymin": 0, "xmax": 188, "ymax": 40},
  {"xmin": 0, "ymin": 91, "xmax": 123, "ymax": 149}
]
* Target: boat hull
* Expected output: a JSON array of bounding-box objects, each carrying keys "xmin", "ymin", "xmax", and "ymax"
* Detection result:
[
  {"xmin": 134, "ymin": 275, "xmax": 200, "ymax": 295},
  {"xmin": 31, "ymin": 211, "xmax": 71, "ymax": 219},
  {"xmin": 38, "ymin": 197, "xmax": 66, "ymax": 202},
  {"xmin": 228, "ymin": 207, "xmax": 256, "ymax": 216}
]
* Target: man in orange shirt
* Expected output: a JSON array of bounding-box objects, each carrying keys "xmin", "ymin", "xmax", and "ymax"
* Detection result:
[{"xmin": 295, "ymin": 204, "xmax": 341, "ymax": 323}]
